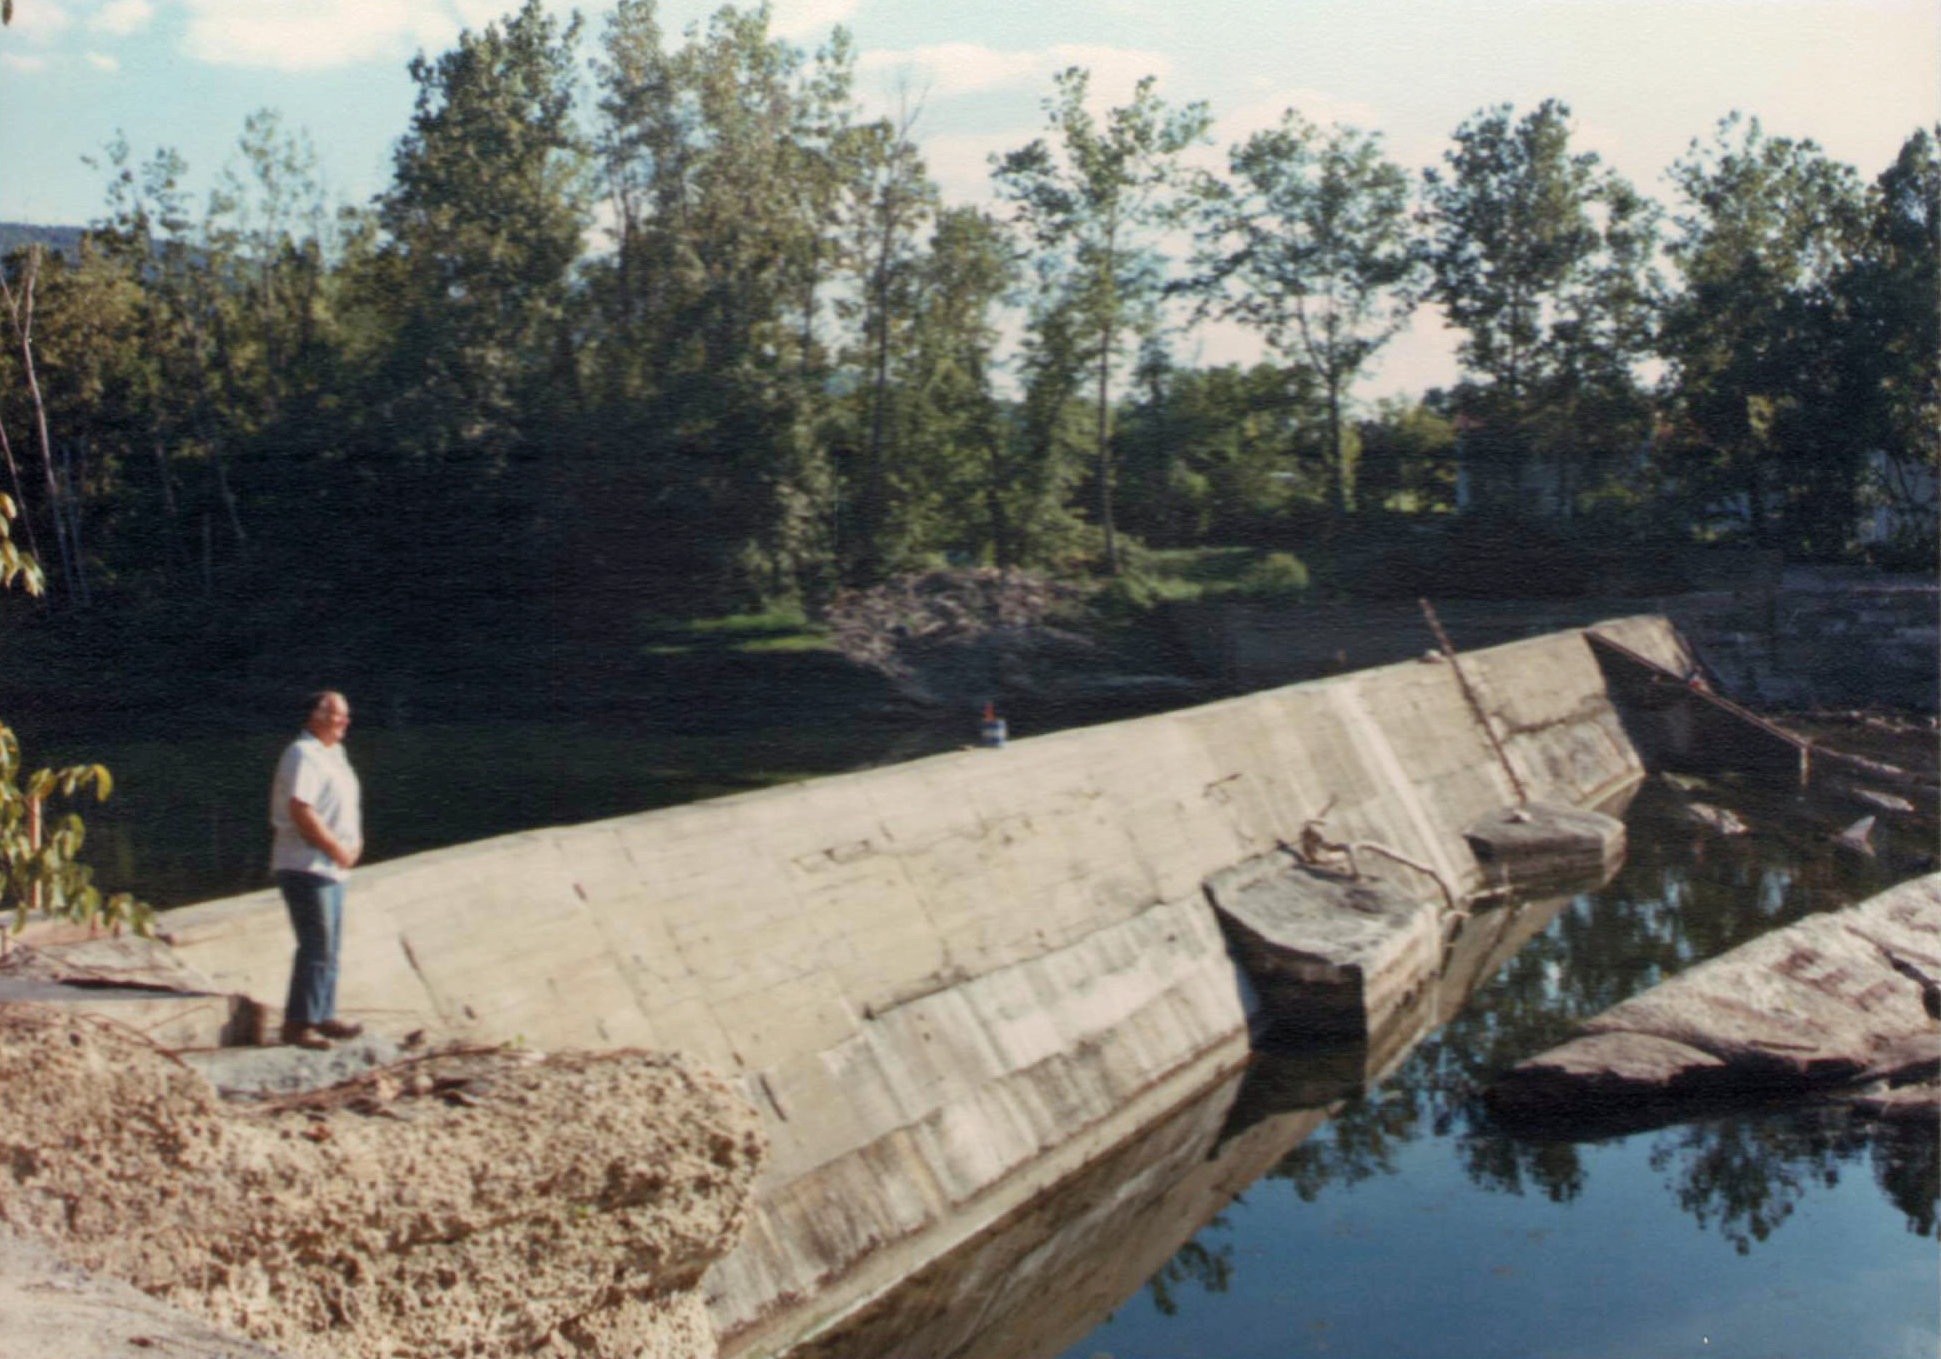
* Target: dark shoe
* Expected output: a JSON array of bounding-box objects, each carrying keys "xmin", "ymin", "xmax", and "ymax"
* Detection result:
[
  {"xmin": 282, "ymin": 1025, "xmax": 331, "ymax": 1051},
  {"xmin": 317, "ymin": 1018, "xmax": 364, "ymax": 1041}
]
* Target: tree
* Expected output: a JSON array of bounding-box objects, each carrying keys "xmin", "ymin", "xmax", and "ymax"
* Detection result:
[
  {"xmin": 997, "ymin": 291, "xmax": 1093, "ymax": 569},
  {"xmin": 1422, "ymin": 99, "xmax": 1659, "ymax": 514},
  {"xmin": 1355, "ymin": 397, "xmax": 1458, "ymax": 515},
  {"xmin": 828, "ymin": 98, "xmax": 939, "ymax": 581},
  {"xmin": 369, "ymin": 0, "xmax": 589, "ymax": 470},
  {"xmin": 891, "ymin": 206, "xmax": 1015, "ymax": 567},
  {"xmin": 1193, "ymin": 113, "xmax": 1422, "ymax": 514},
  {"xmin": 584, "ymin": 1, "xmax": 851, "ymax": 608},
  {"xmin": 1659, "ymin": 114, "xmax": 1869, "ymax": 552},
  {"xmin": 1846, "ymin": 125, "xmax": 1940, "ymax": 558},
  {"xmin": 995, "ymin": 68, "xmax": 1210, "ymax": 573},
  {"xmin": 1114, "ymin": 359, "xmax": 1324, "ymax": 546}
]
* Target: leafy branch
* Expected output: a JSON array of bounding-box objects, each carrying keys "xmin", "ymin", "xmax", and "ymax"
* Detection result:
[{"xmin": 0, "ymin": 493, "xmax": 153, "ymax": 948}]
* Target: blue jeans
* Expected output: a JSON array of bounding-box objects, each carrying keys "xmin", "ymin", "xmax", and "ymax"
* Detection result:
[{"xmin": 277, "ymin": 870, "xmax": 345, "ymax": 1027}]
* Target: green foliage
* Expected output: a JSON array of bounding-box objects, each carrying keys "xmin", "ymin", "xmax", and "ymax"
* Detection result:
[
  {"xmin": 1, "ymin": 26, "xmax": 1930, "ymax": 756},
  {"xmin": 1422, "ymin": 99, "xmax": 1660, "ymax": 515},
  {"xmin": 1659, "ymin": 113, "xmax": 1872, "ymax": 556},
  {"xmin": 371, "ymin": 0, "xmax": 589, "ymax": 468},
  {"xmin": 1191, "ymin": 113, "xmax": 1423, "ymax": 513},
  {"xmin": 1234, "ymin": 551, "xmax": 1311, "ymax": 598},
  {"xmin": 636, "ymin": 604, "xmax": 833, "ymax": 657},
  {"xmin": 0, "ymin": 494, "xmax": 150, "ymax": 944},
  {"xmin": 1115, "ymin": 361, "xmax": 1324, "ymax": 546},
  {"xmin": 577, "ymin": 1, "xmax": 854, "ymax": 610},
  {"xmin": 995, "ymin": 67, "xmax": 1212, "ymax": 573},
  {"xmin": 1355, "ymin": 397, "xmax": 1458, "ymax": 513}
]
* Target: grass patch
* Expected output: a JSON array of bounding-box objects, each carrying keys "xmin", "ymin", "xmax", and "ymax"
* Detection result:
[
  {"xmin": 1096, "ymin": 545, "xmax": 1311, "ymax": 610},
  {"xmin": 635, "ymin": 604, "xmax": 833, "ymax": 657},
  {"xmin": 1136, "ymin": 546, "xmax": 1278, "ymax": 595}
]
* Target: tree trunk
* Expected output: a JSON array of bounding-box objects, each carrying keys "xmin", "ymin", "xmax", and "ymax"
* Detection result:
[
  {"xmin": 60, "ymin": 438, "xmax": 89, "ymax": 608},
  {"xmin": 3, "ymin": 250, "xmax": 80, "ymax": 603},
  {"xmin": 1096, "ymin": 314, "xmax": 1117, "ymax": 576},
  {"xmin": 1327, "ymin": 375, "xmax": 1350, "ymax": 516},
  {"xmin": 0, "ymin": 410, "xmax": 40, "ymax": 566}
]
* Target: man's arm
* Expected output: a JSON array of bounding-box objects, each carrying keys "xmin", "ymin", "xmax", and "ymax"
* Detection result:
[{"xmin": 288, "ymin": 798, "xmax": 361, "ymax": 870}]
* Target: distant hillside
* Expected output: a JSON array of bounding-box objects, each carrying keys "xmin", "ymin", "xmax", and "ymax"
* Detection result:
[{"xmin": 0, "ymin": 223, "xmax": 89, "ymax": 262}]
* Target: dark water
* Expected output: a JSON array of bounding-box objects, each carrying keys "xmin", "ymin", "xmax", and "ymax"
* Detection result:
[
  {"xmin": 42, "ymin": 716, "xmax": 957, "ymax": 909},
  {"xmin": 1060, "ymin": 775, "xmax": 1938, "ymax": 1359},
  {"xmin": 808, "ymin": 772, "xmax": 1938, "ymax": 1359}
]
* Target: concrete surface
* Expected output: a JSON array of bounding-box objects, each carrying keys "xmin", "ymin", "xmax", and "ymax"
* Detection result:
[
  {"xmin": 0, "ymin": 1225, "xmax": 293, "ymax": 1359},
  {"xmin": 1204, "ymin": 853, "xmax": 1438, "ymax": 1043}
]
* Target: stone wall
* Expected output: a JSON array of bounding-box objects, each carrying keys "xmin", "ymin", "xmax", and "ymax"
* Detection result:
[
  {"xmin": 144, "ymin": 615, "xmax": 1683, "ymax": 1358},
  {"xmin": 1176, "ymin": 572, "xmax": 1937, "ymax": 712},
  {"xmin": 1679, "ymin": 570, "xmax": 1938, "ymax": 711}
]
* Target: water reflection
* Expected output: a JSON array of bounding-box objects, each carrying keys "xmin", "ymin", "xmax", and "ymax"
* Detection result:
[
  {"xmin": 807, "ymin": 764, "xmax": 1936, "ymax": 1359},
  {"xmin": 791, "ymin": 887, "xmax": 1589, "ymax": 1359}
]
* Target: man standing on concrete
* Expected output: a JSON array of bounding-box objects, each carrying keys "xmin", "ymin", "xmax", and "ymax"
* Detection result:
[{"xmin": 270, "ymin": 690, "xmax": 364, "ymax": 1050}]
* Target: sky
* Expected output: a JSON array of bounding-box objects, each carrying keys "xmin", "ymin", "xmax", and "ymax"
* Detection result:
[{"xmin": 1, "ymin": 0, "xmax": 1936, "ymax": 397}]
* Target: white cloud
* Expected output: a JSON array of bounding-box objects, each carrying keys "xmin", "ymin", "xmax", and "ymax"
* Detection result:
[
  {"xmin": 84, "ymin": 49, "xmax": 117, "ymax": 70},
  {"xmin": 8, "ymin": 0, "xmax": 73, "ymax": 43},
  {"xmin": 859, "ymin": 42, "xmax": 1172, "ymax": 104},
  {"xmin": 181, "ymin": 0, "xmax": 435, "ymax": 70},
  {"xmin": 178, "ymin": 0, "xmax": 576, "ymax": 73},
  {"xmin": 449, "ymin": 0, "xmax": 520, "ymax": 27},
  {"xmin": 768, "ymin": 0, "xmax": 860, "ymax": 40},
  {"xmin": 0, "ymin": 52, "xmax": 49, "ymax": 71},
  {"xmin": 88, "ymin": 0, "xmax": 151, "ymax": 37},
  {"xmin": 1215, "ymin": 89, "xmax": 1385, "ymax": 146}
]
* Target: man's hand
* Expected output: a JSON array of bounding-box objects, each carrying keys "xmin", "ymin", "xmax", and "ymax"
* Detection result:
[{"xmin": 289, "ymin": 799, "xmax": 358, "ymax": 870}]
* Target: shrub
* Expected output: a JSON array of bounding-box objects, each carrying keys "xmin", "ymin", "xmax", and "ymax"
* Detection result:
[{"xmin": 1235, "ymin": 552, "xmax": 1312, "ymax": 599}]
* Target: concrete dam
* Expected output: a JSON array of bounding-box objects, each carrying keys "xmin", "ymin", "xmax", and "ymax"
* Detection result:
[{"xmin": 143, "ymin": 613, "xmax": 1693, "ymax": 1357}]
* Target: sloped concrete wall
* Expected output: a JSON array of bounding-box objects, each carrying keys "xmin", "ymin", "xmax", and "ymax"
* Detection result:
[{"xmin": 154, "ymin": 614, "xmax": 1681, "ymax": 1357}]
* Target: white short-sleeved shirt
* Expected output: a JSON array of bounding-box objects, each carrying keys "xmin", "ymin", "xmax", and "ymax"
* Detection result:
[{"xmin": 269, "ymin": 733, "xmax": 362, "ymax": 881}]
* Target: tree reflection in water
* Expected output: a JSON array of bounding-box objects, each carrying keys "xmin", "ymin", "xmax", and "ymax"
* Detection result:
[
  {"xmin": 1145, "ymin": 1228, "xmax": 1236, "ymax": 1316},
  {"xmin": 1648, "ymin": 1109, "xmax": 1937, "ymax": 1254},
  {"xmin": 1152, "ymin": 769, "xmax": 1938, "ymax": 1321}
]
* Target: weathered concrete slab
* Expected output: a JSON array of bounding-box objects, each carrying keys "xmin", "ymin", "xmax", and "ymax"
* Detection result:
[
  {"xmin": 1489, "ymin": 873, "xmax": 1941, "ymax": 1131},
  {"xmin": 1464, "ymin": 801, "xmax": 1625, "ymax": 894},
  {"xmin": 179, "ymin": 1033, "xmax": 410, "ymax": 1097},
  {"xmin": 1204, "ymin": 852, "xmax": 1439, "ymax": 1044},
  {"xmin": 1586, "ymin": 629, "xmax": 1811, "ymax": 786},
  {"xmin": 0, "ymin": 936, "xmax": 252, "ymax": 1049}
]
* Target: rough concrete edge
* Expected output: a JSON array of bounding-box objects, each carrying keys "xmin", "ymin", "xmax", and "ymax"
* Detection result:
[{"xmin": 0, "ymin": 1211, "xmax": 298, "ymax": 1359}]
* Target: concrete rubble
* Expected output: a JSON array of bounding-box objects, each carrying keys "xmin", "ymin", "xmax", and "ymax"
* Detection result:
[{"xmin": 0, "ymin": 1002, "xmax": 766, "ymax": 1359}]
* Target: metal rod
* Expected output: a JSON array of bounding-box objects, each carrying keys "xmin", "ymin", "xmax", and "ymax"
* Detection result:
[{"xmin": 1419, "ymin": 598, "xmax": 1528, "ymax": 805}]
